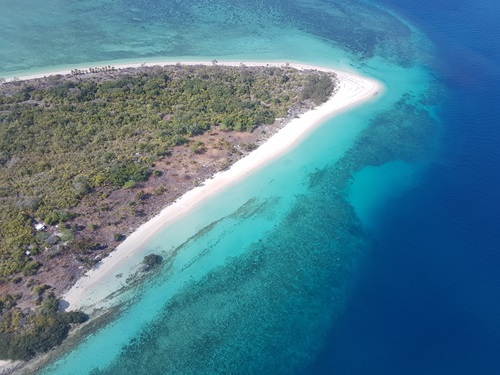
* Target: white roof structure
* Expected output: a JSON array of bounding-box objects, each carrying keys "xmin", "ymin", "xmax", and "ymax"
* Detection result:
[{"xmin": 35, "ymin": 223, "xmax": 46, "ymax": 231}]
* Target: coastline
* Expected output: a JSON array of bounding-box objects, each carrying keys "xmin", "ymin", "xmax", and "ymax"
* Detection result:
[
  {"xmin": 51, "ymin": 61, "xmax": 381, "ymax": 312},
  {"xmin": 2, "ymin": 60, "xmax": 357, "ymax": 83},
  {"xmin": 0, "ymin": 61, "xmax": 381, "ymax": 373}
]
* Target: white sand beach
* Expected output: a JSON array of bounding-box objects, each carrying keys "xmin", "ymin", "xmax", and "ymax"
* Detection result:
[
  {"xmin": 0, "ymin": 360, "xmax": 21, "ymax": 374},
  {"xmin": 13, "ymin": 61, "xmax": 381, "ymax": 312}
]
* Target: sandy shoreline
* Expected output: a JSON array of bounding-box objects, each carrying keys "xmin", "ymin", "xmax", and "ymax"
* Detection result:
[{"xmin": 6, "ymin": 61, "xmax": 381, "ymax": 312}]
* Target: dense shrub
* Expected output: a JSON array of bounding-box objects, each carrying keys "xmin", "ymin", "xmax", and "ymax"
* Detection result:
[
  {"xmin": 0, "ymin": 293, "xmax": 88, "ymax": 361},
  {"xmin": 301, "ymin": 74, "xmax": 336, "ymax": 104},
  {"xmin": 107, "ymin": 163, "xmax": 151, "ymax": 188},
  {"xmin": 142, "ymin": 254, "xmax": 162, "ymax": 269}
]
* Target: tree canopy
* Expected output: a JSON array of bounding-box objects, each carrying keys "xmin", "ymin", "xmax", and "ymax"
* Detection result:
[{"xmin": 0, "ymin": 64, "xmax": 336, "ymax": 360}]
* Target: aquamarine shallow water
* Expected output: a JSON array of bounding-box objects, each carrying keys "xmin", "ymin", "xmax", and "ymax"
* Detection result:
[{"xmin": 0, "ymin": 0, "xmax": 442, "ymax": 373}]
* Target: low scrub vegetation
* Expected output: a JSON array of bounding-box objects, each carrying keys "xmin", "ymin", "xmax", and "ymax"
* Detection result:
[{"xmin": 0, "ymin": 64, "xmax": 336, "ymax": 359}]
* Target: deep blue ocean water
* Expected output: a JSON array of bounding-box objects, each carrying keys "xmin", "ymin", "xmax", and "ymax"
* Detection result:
[
  {"xmin": 309, "ymin": 1, "xmax": 500, "ymax": 374},
  {"xmin": 0, "ymin": 0, "xmax": 499, "ymax": 373}
]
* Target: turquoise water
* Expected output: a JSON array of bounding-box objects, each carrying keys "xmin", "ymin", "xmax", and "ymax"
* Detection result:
[
  {"xmin": 0, "ymin": 0, "xmax": 442, "ymax": 373},
  {"xmin": 349, "ymin": 161, "xmax": 420, "ymax": 230}
]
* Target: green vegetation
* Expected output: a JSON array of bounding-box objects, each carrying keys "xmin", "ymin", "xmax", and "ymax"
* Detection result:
[
  {"xmin": 190, "ymin": 141, "xmax": 206, "ymax": 154},
  {"xmin": 0, "ymin": 293, "xmax": 88, "ymax": 360},
  {"xmin": 301, "ymin": 74, "xmax": 337, "ymax": 104},
  {"xmin": 0, "ymin": 65, "xmax": 334, "ymax": 279},
  {"xmin": 0, "ymin": 64, "xmax": 336, "ymax": 360},
  {"xmin": 142, "ymin": 253, "xmax": 163, "ymax": 270}
]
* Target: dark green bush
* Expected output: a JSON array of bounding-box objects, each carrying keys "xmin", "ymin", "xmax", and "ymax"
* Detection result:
[
  {"xmin": 142, "ymin": 254, "xmax": 162, "ymax": 269},
  {"xmin": 22, "ymin": 260, "xmax": 41, "ymax": 276},
  {"xmin": 301, "ymin": 74, "xmax": 335, "ymax": 104},
  {"xmin": 107, "ymin": 163, "xmax": 150, "ymax": 187},
  {"xmin": 113, "ymin": 233, "xmax": 125, "ymax": 241},
  {"xmin": 0, "ymin": 293, "xmax": 89, "ymax": 361}
]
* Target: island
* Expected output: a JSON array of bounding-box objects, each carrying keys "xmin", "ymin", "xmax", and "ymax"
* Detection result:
[{"xmin": 0, "ymin": 61, "xmax": 379, "ymax": 366}]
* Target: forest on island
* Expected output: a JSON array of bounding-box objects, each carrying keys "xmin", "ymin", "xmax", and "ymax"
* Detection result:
[{"xmin": 0, "ymin": 64, "xmax": 336, "ymax": 360}]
